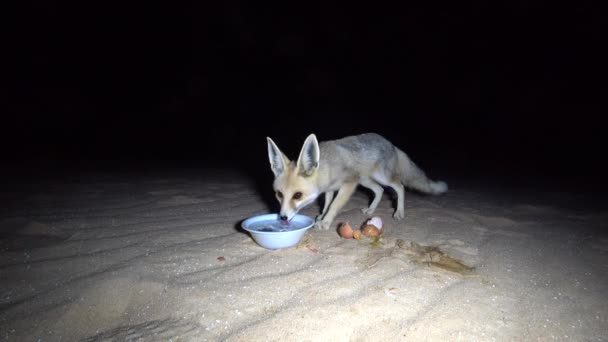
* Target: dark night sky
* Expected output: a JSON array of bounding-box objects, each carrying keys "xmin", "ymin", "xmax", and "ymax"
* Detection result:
[{"xmin": 3, "ymin": 1, "xmax": 607, "ymax": 186}]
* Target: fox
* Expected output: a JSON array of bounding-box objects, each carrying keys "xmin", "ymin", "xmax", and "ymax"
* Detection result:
[{"xmin": 266, "ymin": 132, "xmax": 448, "ymax": 230}]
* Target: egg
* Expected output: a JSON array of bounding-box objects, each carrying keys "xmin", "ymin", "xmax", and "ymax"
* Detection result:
[
  {"xmin": 367, "ymin": 216, "xmax": 383, "ymax": 230},
  {"xmin": 338, "ymin": 222, "xmax": 354, "ymax": 239},
  {"xmin": 362, "ymin": 224, "xmax": 381, "ymax": 237},
  {"xmin": 353, "ymin": 229, "xmax": 362, "ymax": 240}
]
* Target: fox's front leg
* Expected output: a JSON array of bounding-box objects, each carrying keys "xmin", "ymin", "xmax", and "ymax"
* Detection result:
[
  {"xmin": 315, "ymin": 182, "xmax": 357, "ymax": 230},
  {"xmin": 316, "ymin": 191, "xmax": 334, "ymax": 221}
]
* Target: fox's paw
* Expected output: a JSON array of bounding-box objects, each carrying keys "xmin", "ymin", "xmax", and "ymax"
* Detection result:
[
  {"xmin": 314, "ymin": 220, "xmax": 331, "ymax": 230},
  {"xmin": 361, "ymin": 207, "xmax": 375, "ymax": 216},
  {"xmin": 393, "ymin": 210, "xmax": 405, "ymax": 220}
]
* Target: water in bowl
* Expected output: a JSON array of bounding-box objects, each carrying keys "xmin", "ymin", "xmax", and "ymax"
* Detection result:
[{"xmin": 248, "ymin": 219, "xmax": 309, "ymax": 232}]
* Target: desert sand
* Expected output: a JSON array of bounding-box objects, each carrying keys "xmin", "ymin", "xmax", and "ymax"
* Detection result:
[{"xmin": 1, "ymin": 168, "xmax": 606, "ymax": 341}]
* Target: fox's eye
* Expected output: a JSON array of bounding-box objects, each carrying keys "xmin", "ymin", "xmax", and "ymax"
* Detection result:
[
  {"xmin": 276, "ymin": 191, "xmax": 283, "ymax": 198},
  {"xmin": 293, "ymin": 192, "xmax": 303, "ymax": 200}
]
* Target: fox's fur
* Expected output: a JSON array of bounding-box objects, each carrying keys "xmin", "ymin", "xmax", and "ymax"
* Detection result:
[{"xmin": 267, "ymin": 133, "xmax": 447, "ymax": 230}]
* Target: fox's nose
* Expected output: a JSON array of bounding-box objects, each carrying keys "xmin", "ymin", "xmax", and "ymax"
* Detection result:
[{"xmin": 279, "ymin": 215, "xmax": 288, "ymax": 221}]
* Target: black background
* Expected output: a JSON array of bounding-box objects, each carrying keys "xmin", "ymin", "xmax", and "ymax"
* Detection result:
[{"xmin": 3, "ymin": 1, "xmax": 606, "ymax": 189}]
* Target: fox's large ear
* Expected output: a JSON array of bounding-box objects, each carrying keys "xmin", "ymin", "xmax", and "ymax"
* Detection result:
[
  {"xmin": 296, "ymin": 134, "xmax": 320, "ymax": 177},
  {"xmin": 267, "ymin": 137, "xmax": 290, "ymax": 177}
]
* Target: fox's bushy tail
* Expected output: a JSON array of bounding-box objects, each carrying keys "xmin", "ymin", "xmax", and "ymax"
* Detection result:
[{"xmin": 396, "ymin": 149, "xmax": 448, "ymax": 195}]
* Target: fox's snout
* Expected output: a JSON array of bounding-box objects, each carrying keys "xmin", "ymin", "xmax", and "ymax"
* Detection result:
[
  {"xmin": 278, "ymin": 199, "xmax": 298, "ymax": 222},
  {"xmin": 275, "ymin": 190, "xmax": 318, "ymax": 222}
]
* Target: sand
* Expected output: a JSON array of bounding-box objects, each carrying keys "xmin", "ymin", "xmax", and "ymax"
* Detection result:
[{"xmin": 1, "ymin": 168, "xmax": 606, "ymax": 341}]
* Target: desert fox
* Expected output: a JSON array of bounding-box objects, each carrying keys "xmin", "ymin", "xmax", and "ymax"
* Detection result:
[{"xmin": 266, "ymin": 133, "xmax": 447, "ymax": 230}]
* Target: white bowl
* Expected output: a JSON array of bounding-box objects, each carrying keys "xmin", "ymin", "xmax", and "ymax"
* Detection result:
[{"xmin": 241, "ymin": 214, "xmax": 314, "ymax": 250}]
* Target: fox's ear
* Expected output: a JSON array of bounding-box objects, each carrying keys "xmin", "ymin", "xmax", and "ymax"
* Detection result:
[
  {"xmin": 296, "ymin": 134, "xmax": 320, "ymax": 177},
  {"xmin": 267, "ymin": 137, "xmax": 290, "ymax": 177}
]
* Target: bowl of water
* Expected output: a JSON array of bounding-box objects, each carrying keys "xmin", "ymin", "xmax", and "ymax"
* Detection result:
[{"xmin": 241, "ymin": 214, "xmax": 315, "ymax": 249}]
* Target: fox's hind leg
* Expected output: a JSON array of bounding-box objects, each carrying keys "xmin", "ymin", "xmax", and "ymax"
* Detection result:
[
  {"xmin": 372, "ymin": 175, "xmax": 405, "ymax": 220},
  {"xmin": 387, "ymin": 180, "xmax": 405, "ymax": 220},
  {"xmin": 359, "ymin": 178, "xmax": 384, "ymax": 216}
]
